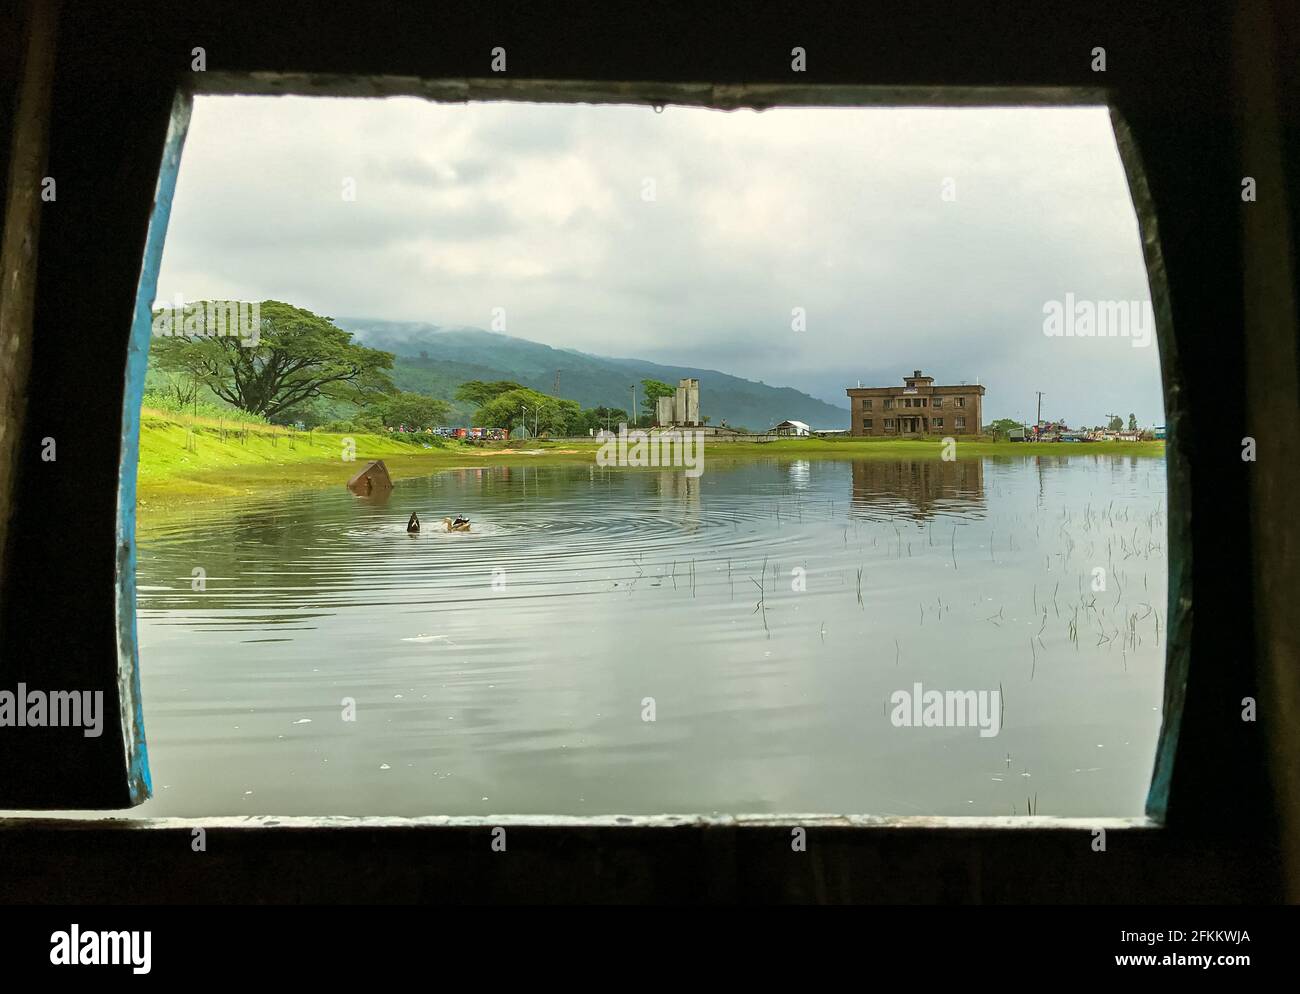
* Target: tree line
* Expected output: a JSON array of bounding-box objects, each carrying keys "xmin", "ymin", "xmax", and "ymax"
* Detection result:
[{"xmin": 149, "ymin": 300, "xmax": 658, "ymax": 437}]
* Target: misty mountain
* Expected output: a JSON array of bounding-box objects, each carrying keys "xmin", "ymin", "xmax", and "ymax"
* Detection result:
[{"xmin": 335, "ymin": 319, "xmax": 849, "ymax": 431}]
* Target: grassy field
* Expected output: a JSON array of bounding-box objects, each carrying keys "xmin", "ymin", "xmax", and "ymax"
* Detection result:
[
  {"xmin": 692, "ymin": 436, "xmax": 1165, "ymax": 459},
  {"xmin": 134, "ymin": 408, "xmax": 597, "ymax": 509},
  {"xmin": 135, "ymin": 408, "xmax": 1166, "ymax": 511}
]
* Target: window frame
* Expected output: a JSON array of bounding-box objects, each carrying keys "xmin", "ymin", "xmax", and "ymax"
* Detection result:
[{"xmin": 1, "ymin": 70, "xmax": 1194, "ymax": 850}]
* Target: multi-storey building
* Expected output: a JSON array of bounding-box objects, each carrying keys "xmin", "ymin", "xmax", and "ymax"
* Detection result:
[{"xmin": 846, "ymin": 370, "xmax": 985, "ymax": 437}]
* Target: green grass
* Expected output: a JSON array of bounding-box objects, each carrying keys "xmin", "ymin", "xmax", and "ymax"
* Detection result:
[
  {"xmin": 135, "ymin": 408, "xmax": 594, "ymax": 510},
  {"xmin": 691, "ymin": 436, "xmax": 1167, "ymax": 459},
  {"xmin": 135, "ymin": 410, "xmax": 1165, "ymax": 512}
]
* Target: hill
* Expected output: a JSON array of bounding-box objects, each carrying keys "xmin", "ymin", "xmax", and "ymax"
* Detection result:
[{"xmin": 334, "ymin": 319, "xmax": 849, "ymax": 431}]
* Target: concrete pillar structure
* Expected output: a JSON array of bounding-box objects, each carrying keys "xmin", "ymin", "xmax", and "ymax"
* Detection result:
[{"xmin": 656, "ymin": 395, "xmax": 674, "ymax": 426}]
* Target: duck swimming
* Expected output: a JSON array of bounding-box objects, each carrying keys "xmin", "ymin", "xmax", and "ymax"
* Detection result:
[
  {"xmin": 443, "ymin": 515, "xmax": 471, "ymax": 532},
  {"xmin": 406, "ymin": 512, "xmax": 420, "ymax": 533}
]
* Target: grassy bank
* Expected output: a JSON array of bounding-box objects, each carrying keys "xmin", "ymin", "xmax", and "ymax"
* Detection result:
[
  {"xmin": 135, "ymin": 409, "xmax": 1165, "ymax": 510},
  {"xmin": 136, "ymin": 409, "xmax": 592, "ymax": 508},
  {"xmin": 682, "ymin": 436, "xmax": 1166, "ymax": 459}
]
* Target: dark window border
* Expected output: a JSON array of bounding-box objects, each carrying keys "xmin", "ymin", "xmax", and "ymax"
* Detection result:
[
  {"xmin": 93, "ymin": 78, "xmax": 1180, "ymax": 829},
  {"xmin": 1, "ymin": 0, "xmax": 1291, "ymax": 904}
]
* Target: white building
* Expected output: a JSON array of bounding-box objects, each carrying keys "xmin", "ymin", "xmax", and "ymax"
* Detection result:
[{"xmin": 772, "ymin": 420, "xmax": 811, "ymax": 436}]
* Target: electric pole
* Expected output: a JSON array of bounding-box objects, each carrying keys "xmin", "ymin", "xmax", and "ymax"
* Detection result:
[
  {"xmin": 1035, "ymin": 391, "xmax": 1044, "ymax": 426},
  {"xmin": 630, "ymin": 384, "xmax": 637, "ymax": 429}
]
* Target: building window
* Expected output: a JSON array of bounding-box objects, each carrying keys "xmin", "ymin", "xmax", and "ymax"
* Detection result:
[
  {"xmin": 862, "ymin": 418, "xmax": 872, "ymax": 429},
  {"xmin": 884, "ymin": 418, "xmax": 895, "ymax": 430},
  {"xmin": 956, "ymin": 416, "xmax": 966, "ymax": 429},
  {"xmin": 883, "ymin": 398, "xmax": 893, "ymax": 409},
  {"xmin": 933, "ymin": 397, "xmax": 943, "ymax": 407},
  {"xmin": 862, "ymin": 399, "xmax": 872, "ymax": 409},
  {"xmin": 956, "ymin": 397, "xmax": 965, "ymax": 408},
  {"xmin": 933, "ymin": 417, "xmax": 943, "ymax": 428}
]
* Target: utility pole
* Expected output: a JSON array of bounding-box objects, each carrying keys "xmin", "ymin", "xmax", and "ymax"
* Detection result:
[
  {"xmin": 1035, "ymin": 391, "xmax": 1044, "ymax": 426},
  {"xmin": 630, "ymin": 384, "xmax": 637, "ymax": 429}
]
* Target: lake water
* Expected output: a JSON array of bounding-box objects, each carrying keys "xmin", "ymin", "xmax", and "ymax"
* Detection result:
[{"xmin": 130, "ymin": 454, "xmax": 1167, "ymax": 817}]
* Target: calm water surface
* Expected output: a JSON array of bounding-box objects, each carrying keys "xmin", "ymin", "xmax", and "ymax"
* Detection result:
[{"xmin": 130, "ymin": 455, "xmax": 1167, "ymax": 817}]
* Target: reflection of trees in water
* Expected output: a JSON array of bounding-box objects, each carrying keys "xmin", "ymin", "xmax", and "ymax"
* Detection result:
[
  {"xmin": 139, "ymin": 463, "xmax": 705, "ymax": 616},
  {"xmin": 1024, "ymin": 453, "xmax": 1160, "ymax": 506},
  {"xmin": 850, "ymin": 459, "xmax": 985, "ymax": 521}
]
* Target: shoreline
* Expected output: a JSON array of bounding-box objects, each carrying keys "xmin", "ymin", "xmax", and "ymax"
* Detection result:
[{"xmin": 135, "ymin": 410, "xmax": 1166, "ymax": 514}]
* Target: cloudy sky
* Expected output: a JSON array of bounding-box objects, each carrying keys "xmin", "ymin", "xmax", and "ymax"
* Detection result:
[{"xmin": 157, "ymin": 95, "xmax": 1165, "ymax": 426}]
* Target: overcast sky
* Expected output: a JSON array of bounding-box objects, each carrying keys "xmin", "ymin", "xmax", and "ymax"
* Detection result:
[{"xmin": 157, "ymin": 96, "xmax": 1165, "ymax": 426}]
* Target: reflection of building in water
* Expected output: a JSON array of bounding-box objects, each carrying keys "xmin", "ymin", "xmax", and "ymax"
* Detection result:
[
  {"xmin": 787, "ymin": 459, "xmax": 811, "ymax": 489},
  {"xmin": 655, "ymin": 469, "xmax": 702, "ymax": 504},
  {"xmin": 654, "ymin": 469, "xmax": 703, "ymax": 532},
  {"xmin": 850, "ymin": 459, "xmax": 985, "ymax": 520}
]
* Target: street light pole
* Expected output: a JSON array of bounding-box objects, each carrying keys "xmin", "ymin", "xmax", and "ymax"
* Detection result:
[{"xmin": 630, "ymin": 384, "xmax": 637, "ymax": 429}]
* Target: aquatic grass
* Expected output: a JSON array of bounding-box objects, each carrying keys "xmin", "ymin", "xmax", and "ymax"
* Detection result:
[{"xmin": 750, "ymin": 577, "xmax": 769, "ymax": 638}]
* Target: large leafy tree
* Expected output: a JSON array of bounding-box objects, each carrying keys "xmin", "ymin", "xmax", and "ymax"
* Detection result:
[
  {"xmin": 376, "ymin": 392, "xmax": 452, "ymax": 430},
  {"xmin": 149, "ymin": 300, "xmax": 396, "ymax": 420},
  {"xmin": 640, "ymin": 378, "xmax": 676, "ymax": 418},
  {"xmin": 573, "ymin": 405, "xmax": 629, "ymax": 434},
  {"xmin": 455, "ymin": 379, "xmax": 527, "ymax": 408},
  {"xmin": 988, "ymin": 418, "xmax": 1024, "ymax": 439},
  {"xmin": 475, "ymin": 388, "xmax": 580, "ymax": 438}
]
